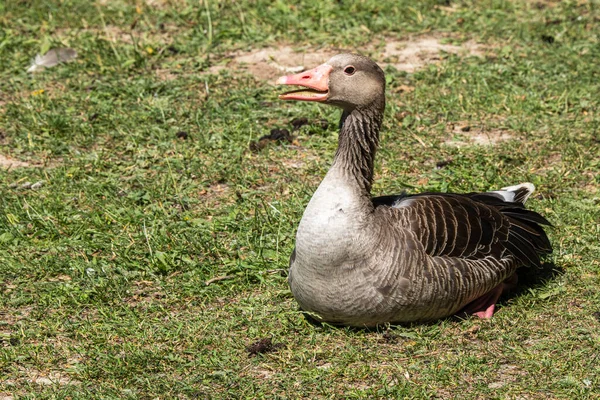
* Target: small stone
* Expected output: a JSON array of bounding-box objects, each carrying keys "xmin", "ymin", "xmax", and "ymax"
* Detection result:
[{"xmin": 30, "ymin": 181, "xmax": 44, "ymax": 190}]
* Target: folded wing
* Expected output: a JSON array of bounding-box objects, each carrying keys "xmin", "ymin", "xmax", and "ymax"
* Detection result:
[{"xmin": 374, "ymin": 191, "xmax": 552, "ymax": 267}]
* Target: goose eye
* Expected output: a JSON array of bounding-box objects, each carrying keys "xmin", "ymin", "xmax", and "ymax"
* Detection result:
[{"xmin": 344, "ymin": 66, "xmax": 356, "ymax": 76}]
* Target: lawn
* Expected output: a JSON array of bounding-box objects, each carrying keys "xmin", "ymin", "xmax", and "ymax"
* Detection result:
[{"xmin": 1, "ymin": 0, "xmax": 599, "ymax": 398}]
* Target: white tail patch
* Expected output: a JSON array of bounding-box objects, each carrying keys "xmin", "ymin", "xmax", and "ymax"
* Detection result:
[{"xmin": 492, "ymin": 182, "xmax": 535, "ymax": 204}]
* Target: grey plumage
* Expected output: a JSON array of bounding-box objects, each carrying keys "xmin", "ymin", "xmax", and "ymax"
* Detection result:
[
  {"xmin": 27, "ymin": 48, "xmax": 77, "ymax": 73},
  {"xmin": 278, "ymin": 54, "xmax": 552, "ymax": 327}
]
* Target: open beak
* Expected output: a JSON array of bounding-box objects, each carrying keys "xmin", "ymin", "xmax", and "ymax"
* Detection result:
[{"xmin": 276, "ymin": 63, "xmax": 332, "ymax": 102}]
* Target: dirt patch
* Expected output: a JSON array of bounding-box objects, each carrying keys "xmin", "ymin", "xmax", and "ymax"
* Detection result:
[
  {"xmin": 252, "ymin": 368, "xmax": 275, "ymax": 380},
  {"xmin": 4, "ymin": 369, "xmax": 81, "ymax": 389},
  {"xmin": 0, "ymin": 306, "xmax": 32, "ymax": 327},
  {"xmin": 55, "ymin": 20, "xmax": 181, "ymax": 52},
  {"xmin": 155, "ymin": 68, "xmax": 180, "ymax": 81},
  {"xmin": 124, "ymin": 280, "xmax": 166, "ymax": 306},
  {"xmin": 97, "ymin": 0, "xmax": 186, "ymax": 10},
  {"xmin": 198, "ymin": 183, "xmax": 234, "ymax": 211},
  {"xmin": 280, "ymin": 149, "xmax": 321, "ymax": 171},
  {"xmin": 143, "ymin": 0, "xmax": 187, "ymax": 8},
  {"xmin": 99, "ymin": 23, "xmax": 180, "ymax": 45},
  {"xmin": 225, "ymin": 46, "xmax": 334, "ymax": 81},
  {"xmin": 26, "ymin": 371, "xmax": 81, "ymax": 386},
  {"xmin": 0, "ymin": 155, "xmax": 60, "ymax": 170},
  {"xmin": 382, "ymin": 37, "xmax": 482, "ymax": 72},
  {"xmin": 199, "ymin": 183, "xmax": 230, "ymax": 200},
  {"xmin": 582, "ymin": 178, "xmax": 599, "ymax": 195},
  {"xmin": 530, "ymin": 0, "xmax": 561, "ymax": 9},
  {"xmin": 0, "ymin": 155, "xmax": 30, "ymax": 169},
  {"xmin": 444, "ymin": 122, "xmax": 515, "ymax": 147},
  {"xmin": 487, "ymin": 364, "xmax": 525, "ymax": 389},
  {"xmin": 218, "ymin": 35, "xmax": 484, "ymax": 81},
  {"xmin": 535, "ymin": 152, "xmax": 562, "ymax": 173}
]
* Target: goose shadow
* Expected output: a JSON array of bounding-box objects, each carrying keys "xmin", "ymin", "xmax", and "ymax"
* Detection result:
[{"xmin": 497, "ymin": 260, "xmax": 563, "ymax": 306}]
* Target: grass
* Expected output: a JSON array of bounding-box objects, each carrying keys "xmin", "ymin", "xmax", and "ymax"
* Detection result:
[{"xmin": 1, "ymin": 0, "xmax": 599, "ymax": 398}]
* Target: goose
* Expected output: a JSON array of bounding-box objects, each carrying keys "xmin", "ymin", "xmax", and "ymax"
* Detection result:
[{"xmin": 276, "ymin": 54, "xmax": 552, "ymax": 327}]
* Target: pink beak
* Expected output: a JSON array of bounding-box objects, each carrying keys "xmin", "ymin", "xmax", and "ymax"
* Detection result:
[{"xmin": 276, "ymin": 63, "xmax": 332, "ymax": 102}]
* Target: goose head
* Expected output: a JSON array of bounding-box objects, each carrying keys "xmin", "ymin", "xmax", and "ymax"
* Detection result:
[{"xmin": 277, "ymin": 54, "xmax": 386, "ymax": 112}]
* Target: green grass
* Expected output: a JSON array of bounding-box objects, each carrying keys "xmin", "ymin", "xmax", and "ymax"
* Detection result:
[{"xmin": 1, "ymin": 0, "xmax": 599, "ymax": 398}]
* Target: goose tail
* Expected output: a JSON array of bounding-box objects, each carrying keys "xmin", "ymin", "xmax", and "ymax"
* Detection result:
[
  {"xmin": 464, "ymin": 183, "xmax": 552, "ymax": 266},
  {"xmin": 477, "ymin": 183, "xmax": 553, "ymax": 266},
  {"xmin": 490, "ymin": 182, "xmax": 536, "ymax": 204}
]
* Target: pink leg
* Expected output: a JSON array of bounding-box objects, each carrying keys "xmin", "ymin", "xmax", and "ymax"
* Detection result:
[{"xmin": 460, "ymin": 274, "xmax": 518, "ymax": 319}]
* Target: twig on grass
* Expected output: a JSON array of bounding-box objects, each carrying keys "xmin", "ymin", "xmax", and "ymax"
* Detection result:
[{"xmin": 205, "ymin": 275, "xmax": 236, "ymax": 286}]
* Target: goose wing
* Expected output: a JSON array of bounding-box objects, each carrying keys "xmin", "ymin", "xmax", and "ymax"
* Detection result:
[{"xmin": 373, "ymin": 192, "xmax": 552, "ymax": 267}]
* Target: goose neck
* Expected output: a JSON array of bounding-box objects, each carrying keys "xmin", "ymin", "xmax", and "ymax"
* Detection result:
[{"xmin": 331, "ymin": 107, "xmax": 383, "ymax": 194}]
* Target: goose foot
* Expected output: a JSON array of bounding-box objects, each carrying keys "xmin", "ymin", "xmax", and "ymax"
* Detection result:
[{"xmin": 461, "ymin": 274, "xmax": 518, "ymax": 319}]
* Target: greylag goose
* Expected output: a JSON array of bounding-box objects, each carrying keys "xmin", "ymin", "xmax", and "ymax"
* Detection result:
[{"xmin": 277, "ymin": 54, "xmax": 552, "ymax": 327}]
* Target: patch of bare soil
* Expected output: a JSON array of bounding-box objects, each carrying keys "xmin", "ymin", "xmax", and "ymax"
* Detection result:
[
  {"xmin": 225, "ymin": 46, "xmax": 334, "ymax": 81},
  {"xmin": 535, "ymin": 152, "xmax": 562, "ymax": 173},
  {"xmin": 25, "ymin": 371, "xmax": 81, "ymax": 386},
  {"xmin": 4, "ymin": 369, "xmax": 81, "ymax": 389},
  {"xmin": 55, "ymin": 20, "xmax": 181, "ymax": 54},
  {"xmin": 123, "ymin": 280, "xmax": 166, "ymax": 306},
  {"xmin": 530, "ymin": 0, "xmax": 561, "ymax": 9},
  {"xmin": 382, "ymin": 37, "xmax": 482, "ymax": 73},
  {"xmin": 155, "ymin": 68, "xmax": 180, "ymax": 81},
  {"xmin": 217, "ymin": 35, "xmax": 484, "ymax": 81},
  {"xmin": 0, "ymin": 154, "xmax": 60, "ymax": 170},
  {"xmin": 143, "ymin": 0, "xmax": 187, "ymax": 8},
  {"xmin": 487, "ymin": 364, "xmax": 525, "ymax": 389},
  {"xmin": 444, "ymin": 122, "xmax": 515, "ymax": 147},
  {"xmin": 98, "ymin": 0, "xmax": 186, "ymax": 9},
  {"xmin": 0, "ymin": 155, "xmax": 30, "ymax": 169},
  {"xmin": 582, "ymin": 179, "xmax": 599, "ymax": 195},
  {"xmin": 99, "ymin": 23, "xmax": 180, "ymax": 45},
  {"xmin": 198, "ymin": 183, "xmax": 234, "ymax": 211}
]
